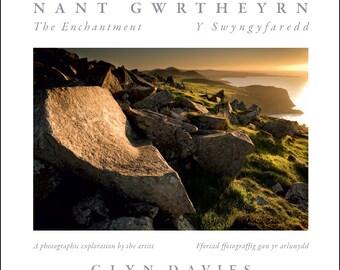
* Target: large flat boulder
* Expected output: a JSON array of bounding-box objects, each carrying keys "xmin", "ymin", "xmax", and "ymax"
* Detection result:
[
  {"xmin": 193, "ymin": 130, "xmax": 254, "ymax": 177},
  {"xmin": 34, "ymin": 86, "xmax": 195, "ymax": 217}
]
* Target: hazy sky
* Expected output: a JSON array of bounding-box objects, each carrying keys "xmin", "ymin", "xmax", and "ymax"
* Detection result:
[{"xmin": 67, "ymin": 48, "xmax": 308, "ymax": 72}]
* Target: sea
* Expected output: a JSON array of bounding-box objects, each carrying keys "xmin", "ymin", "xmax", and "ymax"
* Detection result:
[{"xmin": 221, "ymin": 75, "xmax": 309, "ymax": 126}]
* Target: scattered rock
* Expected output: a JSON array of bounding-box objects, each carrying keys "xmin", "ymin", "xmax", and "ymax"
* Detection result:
[
  {"xmin": 173, "ymin": 215, "xmax": 196, "ymax": 230},
  {"xmin": 238, "ymin": 104, "xmax": 261, "ymax": 125},
  {"xmin": 111, "ymin": 66, "xmax": 134, "ymax": 87},
  {"xmin": 34, "ymin": 86, "xmax": 195, "ymax": 217},
  {"xmin": 86, "ymin": 60, "xmax": 122, "ymax": 94},
  {"xmin": 72, "ymin": 192, "xmax": 110, "ymax": 226},
  {"xmin": 174, "ymin": 98, "xmax": 209, "ymax": 114},
  {"xmin": 209, "ymin": 90, "xmax": 225, "ymax": 102},
  {"xmin": 216, "ymin": 102, "xmax": 239, "ymax": 124},
  {"xmin": 63, "ymin": 64, "xmax": 78, "ymax": 77},
  {"xmin": 231, "ymin": 99, "xmax": 247, "ymax": 111},
  {"xmin": 161, "ymin": 110, "xmax": 190, "ymax": 123},
  {"xmin": 271, "ymin": 183, "xmax": 284, "ymax": 195},
  {"xmin": 124, "ymin": 202, "xmax": 159, "ymax": 219},
  {"xmin": 90, "ymin": 216, "xmax": 154, "ymax": 230},
  {"xmin": 132, "ymin": 90, "xmax": 173, "ymax": 110},
  {"xmin": 285, "ymin": 182, "xmax": 308, "ymax": 211},
  {"xmin": 166, "ymin": 76, "xmax": 175, "ymax": 84},
  {"xmin": 34, "ymin": 158, "xmax": 62, "ymax": 201},
  {"xmin": 172, "ymin": 107, "xmax": 184, "ymax": 114},
  {"xmin": 127, "ymin": 69, "xmax": 154, "ymax": 88},
  {"xmin": 188, "ymin": 114, "xmax": 227, "ymax": 130},
  {"xmin": 125, "ymin": 107, "xmax": 197, "ymax": 160},
  {"xmin": 34, "ymin": 48, "xmax": 79, "ymax": 73},
  {"xmin": 194, "ymin": 129, "xmax": 227, "ymax": 136},
  {"xmin": 256, "ymin": 195, "xmax": 270, "ymax": 206},
  {"xmin": 126, "ymin": 86, "xmax": 156, "ymax": 104},
  {"xmin": 193, "ymin": 130, "xmax": 254, "ymax": 177},
  {"xmin": 72, "ymin": 57, "xmax": 90, "ymax": 78},
  {"xmin": 121, "ymin": 93, "xmax": 131, "ymax": 105},
  {"xmin": 262, "ymin": 119, "xmax": 299, "ymax": 139},
  {"xmin": 175, "ymin": 128, "xmax": 197, "ymax": 160}
]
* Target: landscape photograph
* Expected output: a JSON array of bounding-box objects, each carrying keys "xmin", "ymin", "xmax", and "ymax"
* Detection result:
[{"xmin": 34, "ymin": 48, "xmax": 308, "ymax": 230}]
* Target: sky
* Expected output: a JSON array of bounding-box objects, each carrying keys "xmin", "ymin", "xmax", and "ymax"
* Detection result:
[{"xmin": 67, "ymin": 48, "xmax": 308, "ymax": 72}]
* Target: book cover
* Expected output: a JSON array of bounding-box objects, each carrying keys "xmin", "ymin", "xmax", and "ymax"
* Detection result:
[{"xmin": 1, "ymin": 0, "xmax": 339, "ymax": 270}]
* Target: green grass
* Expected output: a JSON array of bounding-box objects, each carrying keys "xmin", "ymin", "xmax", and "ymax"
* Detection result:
[
  {"xmin": 180, "ymin": 123, "xmax": 308, "ymax": 230},
  {"xmin": 154, "ymin": 75, "xmax": 308, "ymax": 230},
  {"xmin": 184, "ymin": 177, "xmax": 308, "ymax": 230}
]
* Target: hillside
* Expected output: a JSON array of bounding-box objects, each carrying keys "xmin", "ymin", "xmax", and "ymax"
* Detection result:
[
  {"xmin": 146, "ymin": 67, "xmax": 204, "ymax": 78},
  {"xmin": 145, "ymin": 67, "xmax": 301, "ymax": 114},
  {"xmin": 196, "ymin": 69, "xmax": 270, "ymax": 80},
  {"xmin": 34, "ymin": 48, "xmax": 308, "ymax": 231}
]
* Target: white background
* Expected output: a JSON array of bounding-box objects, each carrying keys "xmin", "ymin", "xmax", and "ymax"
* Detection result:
[{"xmin": 1, "ymin": 0, "xmax": 339, "ymax": 269}]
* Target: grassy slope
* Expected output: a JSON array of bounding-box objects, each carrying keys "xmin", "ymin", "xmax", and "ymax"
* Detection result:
[
  {"xmin": 153, "ymin": 74, "xmax": 308, "ymax": 230},
  {"xmin": 181, "ymin": 124, "xmax": 308, "ymax": 230},
  {"xmin": 150, "ymin": 70, "xmax": 299, "ymax": 114}
]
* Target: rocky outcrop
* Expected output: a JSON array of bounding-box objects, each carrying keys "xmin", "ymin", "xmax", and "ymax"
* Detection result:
[
  {"xmin": 124, "ymin": 107, "xmax": 197, "ymax": 161},
  {"xmin": 231, "ymin": 99, "xmax": 247, "ymax": 111},
  {"xmin": 72, "ymin": 192, "xmax": 110, "ymax": 226},
  {"xmin": 118, "ymin": 85, "xmax": 156, "ymax": 104},
  {"xmin": 187, "ymin": 114, "xmax": 228, "ymax": 130},
  {"xmin": 215, "ymin": 102, "xmax": 239, "ymax": 124},
  {"xmin": 34, "ymin": 48, "xmax": 87, "ymax": 90},
  {"xmin": 111, "ymin": 66, "xmax": 134, "ymax": 87},
  {"xmin": 90, "ymin": 216, "xmax": 154, "ymax": 230},
  {"xmin": 124, "ymin": 202, "xmax": 159, "ymax": 219},
  {"xmin": 132, "ymin": 90, "xmax": 173, "ymax": 110},
  {"xmin": 86, "ymin": 60, "xmax": 122, "ymax": 94},
  {"xmin": 34, "ymin": 86, "xmax": 195, "ymax": 217},
  {"xmin": 173, "ymin": 215, "xmax": 196, "ymax": 230},
  {"xmin": 209, "ymin": 90, "xmax": 225, "ymax": 103},
  {"xmin": 34, "ymin": 158, "xmax": 62, "ymax": 201},
  {"xmin": 285, "ymin": 182, "xmax": 308, "ymax": 211},
  {"xmin": 174, "ymin": 97, "xmax": 209, "ymax": 114},
  {"xmin": 160, "ymin": 109, "xmax": 190, "ymax": 123},
  {"xmin": 262, "ymin": 119, "xmax": 299, "ymax": 138},
  {"xmin": 271, "ymin": 182, "xmax": 284, "ymax": 195},
  {"xmin": 238, "ymin": 104, "xmax": 261, "ymax": 124},
  {"xmin": 128, "ymin": 69, "xmax": 155, "ymax": 88},
  {"xmin": 256, "ymin": 195, "xmax": 269, "ymax": 206},
  {"xmin": 193, "ymin": 130, "xmax": 254, "ymax": 177}
]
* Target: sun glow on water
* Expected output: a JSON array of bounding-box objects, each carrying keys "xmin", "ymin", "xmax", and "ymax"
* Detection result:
[
  {"xmin": 291, "ymin": 83, "xmax": 309, "ymax": 126},
  {"xmin": 267, "ymin": 83, "xmax": 309, "ymax": 126}
]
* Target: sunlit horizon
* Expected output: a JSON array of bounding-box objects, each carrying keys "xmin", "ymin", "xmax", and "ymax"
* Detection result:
[{"xmin": 68, "ymin": 48, "xmax": 308, "ymax": 71}]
